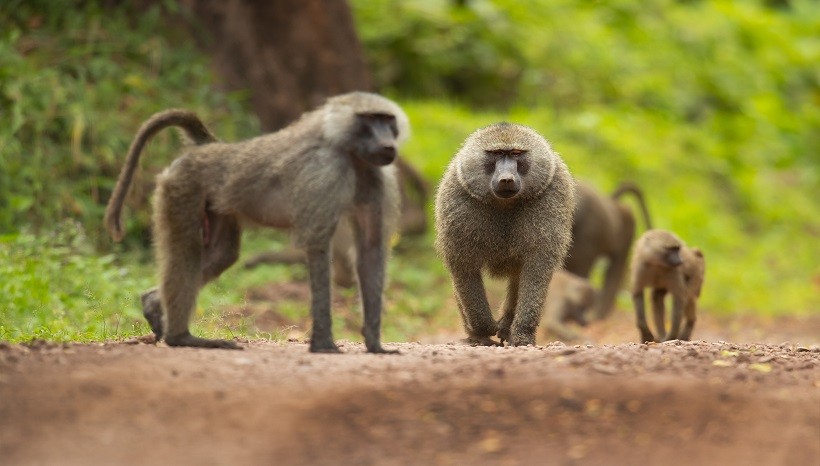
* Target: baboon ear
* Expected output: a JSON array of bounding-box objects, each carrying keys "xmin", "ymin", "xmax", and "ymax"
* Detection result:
[{"xmin": 692, "ymin": 248, "xmax": 703, "ymax": 258}]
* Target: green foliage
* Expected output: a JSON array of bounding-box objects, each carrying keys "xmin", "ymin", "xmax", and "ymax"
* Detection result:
[
  {"xmin": 0, "ymin": 0, "xmax": 259, "ymax": 244},
  {"xmin": 1, "ymin": 0, "xmax": 818, "ymax": 344},
  {"xmin": 0, "ymin": 221, "xmax": 152, "ymax": 341},
  {"xmin": 352, "ymin": 0, "xmax": 526, "ymax": 106}
]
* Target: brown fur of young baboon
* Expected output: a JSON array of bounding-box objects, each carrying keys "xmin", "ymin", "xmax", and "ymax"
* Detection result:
[
  {"xmin": 629, "ymin": 229, "xmax": 705, "ymax": 343},
  {"xmin": 435, "ymin": 123, "xmax": 575, "ymax": 347},
  {"xmin": 563, "ymin": 181, "xmax": 653, "ymax": 320},
  {"xmin": 105, "ymin": 92, "xmax": 409, "ymax": 353},
  {"xmin": 541, "ymin": 270, "xmax": 596, "ymax": 342}
]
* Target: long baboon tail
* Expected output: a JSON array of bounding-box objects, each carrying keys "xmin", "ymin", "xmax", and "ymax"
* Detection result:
[
  {"xmin": 611, "ymin": 181, "xmax": 652, "ymax": 230},
  {"xmin": 104, "ymin": 109, "xmax": 218, "ymax": 241}
]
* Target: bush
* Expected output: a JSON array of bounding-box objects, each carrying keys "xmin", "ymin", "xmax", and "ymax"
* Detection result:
[{"xmin": 0, "ymin": 0, "xmax": 260, "ymax": 245}]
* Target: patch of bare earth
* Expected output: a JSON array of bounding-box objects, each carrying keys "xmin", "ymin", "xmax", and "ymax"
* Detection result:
[{"xmin": 0, "ymin": 337, "xmax": 817, "ymax": 466}]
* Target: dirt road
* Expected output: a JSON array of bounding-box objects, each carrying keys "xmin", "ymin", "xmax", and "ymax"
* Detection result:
[{"xmin": 1, "ymin": 335, "xmax": 818, "ymax": 466}]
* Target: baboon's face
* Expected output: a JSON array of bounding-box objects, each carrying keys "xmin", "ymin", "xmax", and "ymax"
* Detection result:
[
  {"xmin": 658, "ymin": 245, "xmax": 683, "ymax": 268},
  {"xmin": 352, "ymin": 112, "xmax": 399, "ymax": 166},
  {"xmin": 485, "ymin": 149, "xmax": 529, "ymax": 199}
]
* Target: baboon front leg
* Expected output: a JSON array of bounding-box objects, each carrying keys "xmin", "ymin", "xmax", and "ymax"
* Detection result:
[
  {"xmin": 306, "ymin": 245, "xmax": 339, "ymax": 353},
  {"xmin": 664, "ymin": 293, "xmax": 686, "ymax": 341},
  {"xmin": 508, "ymin": 263, "xmax": 551, "ymax": 346},
  {"xmin": 651, "ymin": 288, "xmax": 667, "ymax": 342},
  {"xmin": 451, "ymin": 268, "xmax": 500, "ymax": 346},
  {"xmin": 632, "ymin": 290, "xmax": 656, "ymax": 343},
  {"xmin": 679, "ymin": 299, "xmax": 697, "ymax": 341},
  {"xmin": 353, "ymin": 205, "xmax": 397, "ymax": 354},
  {"xmin": 496, "ymin": 270, "xmax": 520, "ymax": 344}
]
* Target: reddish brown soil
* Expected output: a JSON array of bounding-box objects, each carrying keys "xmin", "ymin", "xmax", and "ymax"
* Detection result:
[{"xmin": 1, "ymin": 329, "xmax": 818, "ymax": 466}]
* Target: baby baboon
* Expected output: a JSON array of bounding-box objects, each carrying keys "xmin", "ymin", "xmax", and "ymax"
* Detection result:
[
  {"xmin": 435, "ymin": 123, "xmax": 575, "ymax": 347},
  {"xmin": 564, "ymin": 181, "xmax": 652, "ymax": 320},
  {"xmin": 629, "ymin": 229, "xmax": 705, "ymax": 343},
  {"xmin": 105, "ymin": 92, "xmax": 408, "ymax": 353},
  {"xmin": 542, "ymin": 270, "xmax": 596, "ymax": 342}
]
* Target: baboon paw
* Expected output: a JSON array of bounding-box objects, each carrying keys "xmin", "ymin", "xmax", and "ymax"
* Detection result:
[
  {"xmin": 639, "ymin": 331, "xmax": 656, "ymax": 344},
  {"xmin": 367, "ymin": 345, "xmax": 400, "ymax": 354},
  {"xmin": 509, "ymin": 335, "xmax": 536, "ymax": 347},
  {"xmin": 496, "ymin": 328, "xmax": 511, "ymax": 343},
  {"xmin": 165, "ymin": 332, "xmax": 242, "ymax": 350},
  {"xmin": 462, "ymin": 336, "xmax": 503, "ymax": 347},
  {"xmin": 309, "ymin": 340, "xmax": 341, "ymax": 353}
]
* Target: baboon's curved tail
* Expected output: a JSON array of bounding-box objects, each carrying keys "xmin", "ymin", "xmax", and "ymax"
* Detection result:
[
  {"xmin": 611, "ymin": 181, "xmax": 652, "ymax": 230},
  {"xmin": 104, "ymin": 109, "xmax": 218, "ymax": 241}
]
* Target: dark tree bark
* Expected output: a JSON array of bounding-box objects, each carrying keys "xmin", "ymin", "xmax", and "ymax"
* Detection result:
[{"xmin": 181, "ymin": 0, "xmax": 373, "ymax": 131}]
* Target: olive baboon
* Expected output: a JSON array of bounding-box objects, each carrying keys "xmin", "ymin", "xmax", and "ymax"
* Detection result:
[
  {"xmin": 629, "ymin": 229, "xmax": 705, "ymax": 343},
  {"xmin": 435, "ymin": 123, "xmax": 575, "ymax": 347},
  {"xmin": 105, "ymin": 92, "xmax": 409, "ymax": 353},
  {"xmin": 563, "ymin": 181, "xmax": 652, "ymax": 320},
  {"xmin": 242, "ymin": 156, "xmax": 429, "ymax": 288},
  {"xmin": 541, "ymin": 270, "xmax": 596, "ymax": 342}
]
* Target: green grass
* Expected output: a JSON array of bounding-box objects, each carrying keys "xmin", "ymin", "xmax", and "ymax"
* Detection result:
[{"xmin": 0, "ymin": 0, "xmax": 817, "ymax": 344}]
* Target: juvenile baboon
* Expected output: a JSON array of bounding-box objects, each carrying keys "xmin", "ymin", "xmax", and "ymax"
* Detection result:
[
  {"xmin": 541, "ymin": 270, "xmax": 596, "ymax": 342},
  {"xmin": 564, "ymin": 181, "xmax": 652, "ymax": 319},
  {"xmin": 435, "ymin": 123, "xmax": 575, "ymax": 347},
  {"xmin": 105, "ymin": 92, "xmax": 408, "ymax": 353},
  {"xmin": 629, "ymin": 229, "xmax": 705, "ymax": 343}
]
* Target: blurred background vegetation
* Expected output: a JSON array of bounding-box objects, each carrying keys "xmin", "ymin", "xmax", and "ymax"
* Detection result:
[{"xmin": 0, "ymin": 0, "xmax": 817, "ymax": 343}]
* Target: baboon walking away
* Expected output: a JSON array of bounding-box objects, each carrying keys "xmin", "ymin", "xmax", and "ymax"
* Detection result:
[
  {"xmin": 435, "ymin": 123, "xmax": 575, "ymax": 347},
  {"xmin": 564, "ymin": 181, "xmax": 652, "ymax": 320},
  {"xmin": 105, "ymin": 92, "xmax": 409, "ymax": 353}
]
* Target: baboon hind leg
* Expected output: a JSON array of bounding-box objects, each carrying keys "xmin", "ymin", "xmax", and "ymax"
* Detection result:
[
  {"xmin": 154, "ymin": 182, "xmax": 239, "ymax": 349},
  {"xmin": 140, "ymin": 211, "xmax": 241, "ymax": 344},
  {"xmin": 595, "ymin": 252, "xmax": 628, "ymax": 320}
]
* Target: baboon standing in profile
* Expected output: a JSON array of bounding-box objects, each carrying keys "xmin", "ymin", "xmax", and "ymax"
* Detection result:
[
  {"xmin": 105, "ymin": 92, "xmax": 409, "ymax": 353},
  {"xmin": 242, "ymin": 156, "xmax": 430, "ymax": 289},
  {"xmin": 435, "ymin": 123, "xmax": 575, "ymax": 347},
  {"xmin": 564, "ymin": 181, "xmax": 652, "ymax": 319},
  {"xmin": 630, "ymin": 229, "xmax": 705, "ymax": 343},
  {"xmin": 541, "ymin": 270, "xmax": 596, "ymax": 342}
]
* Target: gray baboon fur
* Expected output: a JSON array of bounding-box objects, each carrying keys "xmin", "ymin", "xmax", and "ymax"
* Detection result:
[
  {"xmin": 542, "ymin": 270, "xmax": 596, "ymax": 342},
  {"xmin": 435, "ymin": 123, "xmax": 575, "ymax": 347},
  {"xmin": 105, "ymin": 92, "xmax": 408, "ymax": 353},
  {"xmin": 564, "ymin": 181, "xmax": 653, "ymax": 320},
  {"xmin": 630, "ymin": 229, "xmax": 705, "ymax": 343},
  {"xmin": 242, "ymin": 156, "xmax": 428, "ymax": 289}
]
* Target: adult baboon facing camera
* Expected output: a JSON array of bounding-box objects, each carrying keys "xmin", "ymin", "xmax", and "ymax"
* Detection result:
[
  {"xmin": 105, "ymin": 92, "xmax": 409, "ymax": 353},
  {"xmin": 564, "ymin": 181, "xmax": 652, "ymax": 320},
  {"xmin": 435, "ymin": 123, "xmax": 575, "ymax": 347},
  {"xmin": 630, "ymin": 229, "xmax": 705, "ymax": 343}
]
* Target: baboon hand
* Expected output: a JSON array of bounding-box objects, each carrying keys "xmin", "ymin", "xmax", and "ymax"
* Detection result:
[{"xmin": 462, "ymin": 336, "xmax": 503, "ymax": 347}]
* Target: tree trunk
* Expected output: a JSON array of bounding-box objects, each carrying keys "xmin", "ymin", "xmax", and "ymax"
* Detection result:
[{"xmin": 182, "ymin": 0, "xmax": 373, "ymax": 131}]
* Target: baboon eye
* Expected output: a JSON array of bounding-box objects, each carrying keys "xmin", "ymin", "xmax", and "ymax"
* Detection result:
[{"xmin": 510, "ymin": 149, "xmax": 524, "ymax": 157}]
